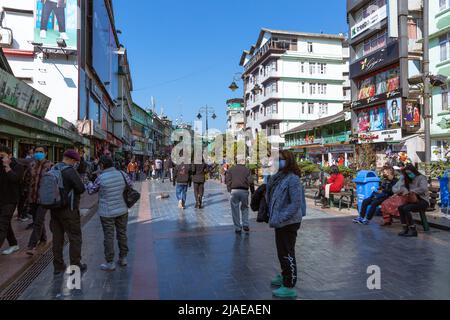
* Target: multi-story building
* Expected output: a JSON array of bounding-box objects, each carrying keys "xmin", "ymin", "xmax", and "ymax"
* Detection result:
[
  {"xmin": 239, "ymin": 28, "xmax": 348, "ymax": 146},
  {"xmin": 347, "ymin": 0, "xmax": 424, "ymax": 167},
  {"xmin": 429, "ymin": 0, "xmax": 450, "ymax": 160},
  {"xmin": 131, "ymin": 102, "xmax": 152, "ymax": 162},
  {"xmin": 226, "ymin": 98, "xmax": 245, "ymax": 137},
  {"xmin": 0, "ymin": 0, "xmax": 132, "ymax": 159},
  {"xmin": 0, "ymin": 48, "xmax": 89, "ymax": 160}
]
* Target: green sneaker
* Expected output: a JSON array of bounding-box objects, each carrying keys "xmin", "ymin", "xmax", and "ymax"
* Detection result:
[
  {"xmin": 271, "ymin": 274, "xmax": 283, "ymax": 287},
  {"xmin": 272, "ymin": 286, "xmax": 297, "ymax": 299}
]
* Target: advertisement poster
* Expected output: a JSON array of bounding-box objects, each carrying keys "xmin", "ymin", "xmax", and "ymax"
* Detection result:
[
  {"xmin": 370, "ymin": 106, "xmax": 386, "ymax": 131},
  {"xmin": 404, "ymin": 101, "xmax": 421, "ymax": 132},
  {"xmin": 34, "ymin": 0, "xmax": 78, "ymax": 49},
  {"xmin": 357, "ymin": 109, "xmax": 371, "ymax": 133},
  {"xmin": 386, "ymin": 97, "xmax": 401, "ymax": 129}
]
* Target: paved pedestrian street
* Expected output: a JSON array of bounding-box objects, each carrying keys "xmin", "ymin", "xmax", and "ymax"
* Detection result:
[{"xmin": 16, "ymin": 180, "xmax": 450, "ymax": 300}]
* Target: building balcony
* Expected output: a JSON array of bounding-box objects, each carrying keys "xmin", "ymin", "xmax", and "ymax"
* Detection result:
[
  {"xmin": 261, "ymin": 70, "xmax": 281, "ymax": 84},
  {"xmin": 244, "ymin": 40, "xmax": 289, "ymax": 74}
]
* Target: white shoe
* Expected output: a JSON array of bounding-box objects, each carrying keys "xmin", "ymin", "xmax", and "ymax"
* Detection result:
[
  {"xmin": 60, "ymin": 32, "xmax": 69, "ymax": 40},
  {"xmin": 178, "ymin": 200, "xmax": 183, "ymax": 209},
  {"xmin": 100, "ymin": 262, "xmax": 116, "ymax": 271},
  {"xmin": 2, "ymin": 245, "xmax": 20, "ymax": 255},
  {"xmin": 118, "ymin": 258, "xmax": 128, "ymax": 267},
  {"xmin": 40, "ymin": 30, "xmax": 47, "ymax": 39}
]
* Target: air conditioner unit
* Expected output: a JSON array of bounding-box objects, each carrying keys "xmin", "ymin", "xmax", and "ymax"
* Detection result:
[{"xmin": 0, "ymin": 27, "xmax": 13, "ymax": 47}]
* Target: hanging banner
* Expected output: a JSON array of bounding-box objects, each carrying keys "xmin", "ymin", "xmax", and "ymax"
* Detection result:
[
  {"xmin": 386, "ymin": 97, "xmax": 402, "ymax": 129},
  {"xmin": 403, "ymin": 100, "xmax": 421, "ymax": 133}
]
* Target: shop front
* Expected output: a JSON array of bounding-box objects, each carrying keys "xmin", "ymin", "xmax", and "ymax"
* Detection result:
[{"xmin": 1, "ymin": 102, "xmax": 89, "ymax": 160}]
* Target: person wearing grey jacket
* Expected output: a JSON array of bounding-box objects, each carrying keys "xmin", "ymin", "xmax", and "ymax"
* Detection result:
[
  {"xmin": 226, "ymin": 160, "xmax": 255, "ymax": 234},
  {"xmin": 87, "ymin": 156, "xmax": 132, "ymax": 271},
  {"xmin": 393, "ymin": 164, "xmax": 429, "ymax": 237},
  {"xmin": 266, "ymin": 150, "xmax": 306, "ymax": 299}
]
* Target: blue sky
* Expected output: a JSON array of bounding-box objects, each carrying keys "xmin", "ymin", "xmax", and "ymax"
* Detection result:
[{"xmin": 113, "ymin": 0, "xmax": 348, "ymax": 130}]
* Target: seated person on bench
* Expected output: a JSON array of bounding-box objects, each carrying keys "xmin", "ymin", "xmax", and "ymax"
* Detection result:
[
  {"xmin": 319, "ymin": 165, "xmax": 344, "ymax": 209},
  {"xmin": 353, "ymin": 165, "xmax": 397, "ymax": 225},
  {"xmin": 393, "ymin": 164, "xmax": 429, "ymax": 238}
]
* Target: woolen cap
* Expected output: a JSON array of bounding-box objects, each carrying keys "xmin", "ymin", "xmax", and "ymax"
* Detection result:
[{"xmin": 63, "ymin": 149, "xmax": 80, "ymax": 161}]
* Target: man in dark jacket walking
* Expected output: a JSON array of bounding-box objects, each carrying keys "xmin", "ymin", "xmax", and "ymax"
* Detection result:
[
  {"xmin": 0, "ymin": 145, "xmax": 24, "ymax": 255},
  {"xmin": 226, "ymin": 158, "xmax": 255, "ymax": 234},
  {"xmin": 173, "ymin": 162, "xmax": 192, "ymax": 209},
  {"xmin": 192, "ymin": 160, "xmax": 208, "ymax": 209},
  {"xmin": 50, "ymin": 149, "xmax": 86, "ymax": 275}
]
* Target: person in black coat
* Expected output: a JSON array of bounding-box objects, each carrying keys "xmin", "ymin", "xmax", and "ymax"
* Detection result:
[
  {"xmin": 0, "ymin": 145, "xmax": 24, "ymax": 255},
  {"xmin": 192, "ymin": 161, "xmax": 208, "ymax": 209}
]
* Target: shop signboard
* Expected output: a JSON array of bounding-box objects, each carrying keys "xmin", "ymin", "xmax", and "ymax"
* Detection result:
[
  {"xmin": 356, "ymin": 102, "xmax": 402, "ymax": 144},
  {"xmin": 34, "ymin": 0, "xmax": 78, "ymax": 49},
  {"xmin": 0, "ymin": 68, "xmax": 51, "ymax": 118},
  {"xmin": 329, "ymin": 145, "xmax": 354, "ymax": 154},
  {"xmin": 350, "ymin": 42, "xmax": 399, "ymax": 79},
  {"xmin": 351, "ymin": 4, "xmax": 387, "ymax": 39}
]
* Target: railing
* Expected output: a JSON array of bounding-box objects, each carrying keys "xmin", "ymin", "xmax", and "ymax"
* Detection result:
[{"xmin": 244, "ymin": 39, "xmax": 290, "ymax": 73}]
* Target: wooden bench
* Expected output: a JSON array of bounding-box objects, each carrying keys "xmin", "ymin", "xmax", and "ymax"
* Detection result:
[
  {"xmin": 373, "ymin": 185, "xmax": 439, "ymax": 231},
  {"xmin": 314, "ymin": 189, "xmax": 355, "ymax": 210}
]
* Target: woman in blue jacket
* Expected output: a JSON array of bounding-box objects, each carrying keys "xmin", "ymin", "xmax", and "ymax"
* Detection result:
[{"xmin": 267, "ymin": 150, "xmax": 306, "ymax": 299}]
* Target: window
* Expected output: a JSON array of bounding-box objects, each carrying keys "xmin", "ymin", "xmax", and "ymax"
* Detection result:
[
  {"xmin": 309, "ymin": 62, "xmax": 316, "ymax": 74},
  {"xmin": 440, "ymin": 34, "xmax": 450, "ymax": 62},
  {"xmin": 89, "ymin": 96, "xmax": 100, "ymax": 124},
  {"xmin": 442, "ymin": 89, "xmax": 449, "ymax": 111},
  {"xmin": 354, "ymin": 0, "xmax": 387, "ymax": 23},
  {"xmin": 301, "ymin": 82, "xmax": 305, "ymax": 94},
  {"xmin": 318, "ymin": 63, "xmax": 327, "ymax": 74},
  {"xmin": 302, "ymin": 102, "xmax": 305, "ymax": 114},
  {"xmin": 318, "ymin": 83, "xmax": 327, "ymax": 95},
  {"xmin": 357, "ymin": 30, "xmax": 387, "ymax": 59},
  {"xmin": 319, "ymin": 103, "xmax": 329, "ymax": 115},
  {"xmin": 300, "ymin": 62, "xmax": 305, "ymax": 73},
  {"xmin": 308, "ymin": 103, "xmax": 314, "ymax": 114},
  {"xmin": 307, "ymin": 42, "xmax": 313, "ymax": 53},
  {"xmin": 440, "ymin": 0, "xmax": 449, "ymax": 11},
  {"xmin": 310, "ymin": 83, "xmax": 316, "ymax": 95}
]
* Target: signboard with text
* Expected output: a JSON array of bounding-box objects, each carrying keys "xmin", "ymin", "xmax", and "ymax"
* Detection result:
[
  {"xmin": 351, "ymin": 5, "xmax": 387, "ymax": 39},
  {"xmin": 350, "ymin": 42, "xmax": 399, "ymax": 79}
]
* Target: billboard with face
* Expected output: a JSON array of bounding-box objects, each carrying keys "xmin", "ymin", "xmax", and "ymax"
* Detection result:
[
  {"xmin": 34, "ymin": 0, "xmax": 78, "ymax": 49},
  {"xmin": 386, "ymin": 97, "xmax": 401, "ymax": 129}
]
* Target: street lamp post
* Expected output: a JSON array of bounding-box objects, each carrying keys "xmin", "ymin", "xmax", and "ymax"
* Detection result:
[
  {"xmin": 423, "ymin": 0, "xmax": 431, "ymax": 176},
  {"xmin": 197, "ymin": 105, "xmax": 217, "ymax": 141}
]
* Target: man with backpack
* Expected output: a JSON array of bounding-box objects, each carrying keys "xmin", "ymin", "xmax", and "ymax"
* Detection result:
[
  {"xmin": 26, "ymin": 146, "xmax": 53, "ymax": 255},
  {"xmin": 48, "ymin": 149, "xmax": 86, "ymax": 275},
  {"xmin": 0, "ymin": 145, "xmax": 24, "ymax": 255},
  {"xmin": 173, "ymin": 161, "xmax": 192, "ymax": 209}
]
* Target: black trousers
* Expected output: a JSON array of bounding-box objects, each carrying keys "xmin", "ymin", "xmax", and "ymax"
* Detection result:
[
  {"xmin": 398, "ymin": 200, "xmax": 428, "ymax": 226},
  {"xmin": 50, "ymin": 208, "xmax": 82, "ymax": 270},
  {"xmin": 17, "ymin": 188, "xmax": 28, "ymax": 219},
  {"xmin": 359, "ymin": 197, "xmax": 387, "ymax": 220},
  {"xmin": 0, "ymin": 204, "xmax": 18, "ymax": 248},
  {"xmin": 28, "ymin": 204, "xmax": 48, "ymax": 248},
  {"xmin": 194, "ymin": 182, "xmax": 205, "ymax": 202},
  {"xmin": 40, "ymin": 1, "xmax": 66, "ymax": 32},
  {"xmin": 275, "ymin": 223, "xmax": 301, "ymax": 288}
]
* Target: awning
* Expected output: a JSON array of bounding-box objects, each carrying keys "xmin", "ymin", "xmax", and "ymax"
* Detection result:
[
  {"xmin": 0, "ymin": 103, "xmax": 89, "ymax": 146},
  {"xmin": 284, "ymin": 111, "xmax": 347, "ymax": 135}
]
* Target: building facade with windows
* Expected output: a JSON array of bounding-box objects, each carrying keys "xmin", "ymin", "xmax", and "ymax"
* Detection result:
[
  {"xmin": 226, "ymin": 98, "xmax": 245, "ymax": 138},
  {"xmin": 347, "ymin": 0, "xmax": 425, "ymax": 167},
  {"xmin": 239, "ymin": 29, "xmax": 348, "ymax": 146},
  {"xmin": 429, "ymin": 0, "xmax": 450, "ymax": 160},
  {"xmin": 0, "ymin": 0, "xmax": 132, "ymax": 160}
]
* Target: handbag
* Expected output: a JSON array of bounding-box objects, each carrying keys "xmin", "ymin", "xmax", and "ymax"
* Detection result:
[
  {"xmin": 381, "ymin": 194, "xmax": 408, "ymax": 217},
  {"xmin": 406, "ymin": 192, "xmax": 419, "ymax": 204},
  {"xmin": 120, "ymin": 172, "xmax": 140, "ymax": 208}
]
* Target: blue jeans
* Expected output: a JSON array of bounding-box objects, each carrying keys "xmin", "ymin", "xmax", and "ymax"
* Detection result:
[{"xmin": 176, "ymin": 184, "xmax": 188, "ymax": 204}]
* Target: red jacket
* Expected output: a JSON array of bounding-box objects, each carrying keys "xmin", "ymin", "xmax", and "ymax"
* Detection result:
[{"xmin": 327, "ymin": 173, "xmax": 345, "ymax": 193}]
